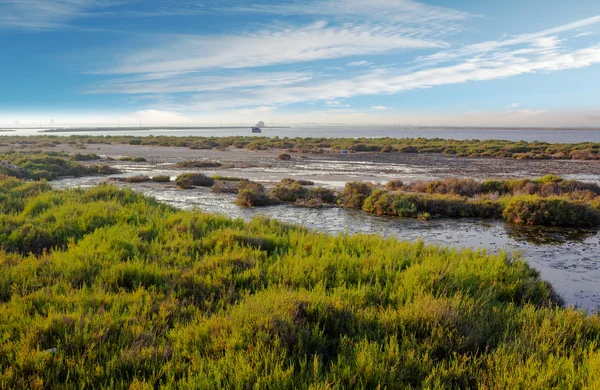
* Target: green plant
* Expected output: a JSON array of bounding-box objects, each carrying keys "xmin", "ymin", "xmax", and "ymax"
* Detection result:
[
  {"xmin": 175, "ymin": 173, "xmax": 215, "ymax": 187},
  {"xmin": 151, "ymin": 175, "xmax": 171, "ymax": 183}
]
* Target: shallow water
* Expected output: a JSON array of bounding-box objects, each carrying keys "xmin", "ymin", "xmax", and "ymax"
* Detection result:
[
  {"xmin": 9, "ymin": 126, "xmax": 600, "ymax": 143},
  {"xmin": 53, "ymin": 175, "xmax": 600, "ymax": 311}
]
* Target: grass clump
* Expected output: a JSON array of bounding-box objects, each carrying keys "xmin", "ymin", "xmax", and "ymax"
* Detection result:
[
  {"xmin": 118, "ymin": 156, "xmax": 147, "ymax": 162},
  {"xmin": 151, "ymin": 175, "xmax": 171, "ymax": 183},
  {"xmin": 175, "ymin": 160, "xmax": 222, "ymax": 168},
  {"xmin": 0, "ymin": 151, "xmax": 118, "ymax": 180},
  {"xmin": 2, "ymin": 179, "xmax": 600, "ymax": 388},
  {"xmin": 175, "ymin": 173, "xmax": 215, "ymax": 187},
  {"xmin": 341, "ymin": 181, "xmax": 373, "ymax": 208},
  {"xmin": 123, "ymin": 175, "xmax": 151, "ymax": 183},
  {"xmin": 235, "ymin": 180, "xmax": 269, "ymax": 207},
  {"xmin": 277, "ymin": 152, "xmax": 292, "ymax": 160},
  {"xmin": 270, "ymin": 180, "xmax": 337, "ymax": 207},
  {"xmin": 70, "ymin": 153, "xmax": 101, "ymax": 161},
  {"xmin": 503, "ymin": 197, "xmax": 600, "ymax": 226}
]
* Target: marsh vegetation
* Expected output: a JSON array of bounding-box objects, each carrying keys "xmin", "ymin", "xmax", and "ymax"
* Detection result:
[
  {"xmin": 2, "ymin": 134, "xmax": 600, "ymax": 160},
  {"xmin": 1, "ymin": 176, "xmax": 600, "ymax": 388}
]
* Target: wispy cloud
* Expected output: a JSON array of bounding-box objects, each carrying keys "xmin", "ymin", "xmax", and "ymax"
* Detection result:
[
  {"xmin": 0, "ymin": 0, "xmax": 113, "ymax": 30},
  {"xmin": 347, "ymin": 61, "xmax": 373, "ymax": 67},
  {"xmin": 149, "ymin": 36, "xmax": 600, "ymax": 112},
  {"xmin": 75, "ymin": 5, "xmax": 600, "ymax": 123},
  {"xmin": 229, "ymin": 0, "xmax": 470, "ymax": 25},
  {"xmin": 86, "ymin": 71, "xmax": 313, "ymax": 94},
  {"xmin": 416, "ymin": 15, "xmax": 600, "ymax": 66},
  {"xmin": 101, "ymin": 21, "xmax": 446, "ymax": 75}
]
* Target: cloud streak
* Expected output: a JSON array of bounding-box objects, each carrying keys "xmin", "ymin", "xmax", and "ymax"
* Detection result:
[
  {"xmin": 92, "ymin": 16, "xmax": 600, "ymax": 113},
  {"xmin": 101, "ymin": 21, "xmax": 446, "ymax": 75},
  {"xmin": 0, "ymin": 0, "xmax": 114, "ymax": 30}
]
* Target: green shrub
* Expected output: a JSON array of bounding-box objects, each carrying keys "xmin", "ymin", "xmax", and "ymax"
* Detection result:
[
  {"xmin": 502, "ymin": 197, "xmax": 600, "ymax": 226},
  {"xmin": 235, "ymin": 180, "xmax": 269, "ymax": 207},
  {"xmin": 176, "ymin": 178, "xmax": 194, "ymax": 189},
  {"xmin": 175, "ymin": 173, "xmax": 215, "ymax": 187},
  {"xmin": 118, "ymin": 156, "xmax": 146, "ymax": 162},
  {"xmin": 386, "ymin": 179, "xmax": 404, "ymax": 191},
  {"xmin": 151, "ymin": 175, "xmax": 171, "ymax": 183},
  {"xmin": 124, "ymin": 175, "xmax": 151, "ymax": 183},
  {"xmin": 270, "ymin": 182, "xmax": 308, "ymax": 202},
  {"xmin": 70, "ymin": 153, "xmax": 101, "ymax": 161},
  {"xmin": 175, "ymin": 160, "xmax": 222, "ymax": 168},
  {"xmin": 341, "ymin": 182, "xmax": 373, "ymax": 208}
]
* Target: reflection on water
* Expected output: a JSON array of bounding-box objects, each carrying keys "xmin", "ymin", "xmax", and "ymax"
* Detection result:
[
  {"xmin": 52, "ymin": 176, "xmax": 600, "ymax": 312},
  {"xmin": 505, "ymin": 225, "xmax": 598, "ymax": 245}
]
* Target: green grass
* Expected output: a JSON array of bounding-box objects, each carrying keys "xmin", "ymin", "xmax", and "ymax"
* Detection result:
[
  {"xmin": 1, "ymin": 178, "xmax": 600, "ymax": 388},
  {"xmin": 0, "ymin": 151, "xmax": 119, "ymax": 180},
  {"xmin": 151, "ymin": 175, "xmax": 171, "ymax": 183},
  {"xmin": 175, "ymin": 160, "xmax": 222, "ymax": 168},
  {"xmin": 175, "ymin": 173, "xmax": 215, "ymax": 187},
  {"xmin": 3, "ymin": 134, "xmax": 600, "ymax": 160}
]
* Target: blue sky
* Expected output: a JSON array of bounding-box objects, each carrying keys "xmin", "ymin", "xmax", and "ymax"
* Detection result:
[{"xmin": 2, "ymin": 0, "xmax": 600, "ymax": 127}]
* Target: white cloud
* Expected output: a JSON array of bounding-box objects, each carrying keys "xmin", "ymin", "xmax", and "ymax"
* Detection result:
[
  {"xmin": 347, "ymin": 61, "xmax": 373, "ymax": 67},
  {"xmin": 230, "ymin": 0, "xmax": 470, "ymax": 25},
  {"xmin": 0, "ymin": 0, "xmax": 111, "ymax": 30},
  {"xmin": 417, "ymin": 15, "xmax": 600, "ymax": 66},
  {"xmin": 102, "ymin": 21, "xmax": 446, "ymax": 75},
  {"xmin": 371, "ymin": 106, "xmax": 388, "ymax": 110},
  {"xmin": 326, "ymin": 101, "xmax": 341, "ymax": 105},
  {"xmin": 146, "ymin": 40, "xmax": 600, "ymax": 112},
  {"xmin": 86, "ymin": 71, "xmax": 313, "ymax": 94}
]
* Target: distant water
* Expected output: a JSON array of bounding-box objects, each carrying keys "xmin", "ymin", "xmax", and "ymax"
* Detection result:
[{"xmin": 7, "ymin": 126, "xmax": 600, "ymax": 143}]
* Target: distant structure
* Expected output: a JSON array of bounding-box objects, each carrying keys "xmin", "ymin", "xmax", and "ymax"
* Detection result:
[{"xmin": 252, "ymin": 121, "xmax": 264, "ymax": 133}]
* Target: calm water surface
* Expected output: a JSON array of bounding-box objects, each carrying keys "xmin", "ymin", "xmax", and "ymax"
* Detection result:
[{"xmin": 9, "ymin": 126, "xmax": 600, "ymax": 143}]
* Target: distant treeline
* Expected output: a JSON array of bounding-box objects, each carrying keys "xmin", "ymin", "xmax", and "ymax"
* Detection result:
[{"xmin": 1, "ymin": 134, "xmax": 600, "ymax": 160}]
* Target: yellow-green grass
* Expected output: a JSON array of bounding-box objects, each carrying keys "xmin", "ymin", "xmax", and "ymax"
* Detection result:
[{"xmin": 0, "ymin": 177, "xmax": 600, "ymax": 388}]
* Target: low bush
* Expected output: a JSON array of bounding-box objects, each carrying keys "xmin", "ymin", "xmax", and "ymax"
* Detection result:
[
  {"xmin": 175, "ymin": 173, "xmax": 215, "ymax": 187},
  {"xmin": 211, "ymin": 180, "xmax": 240, "ymax": 194},
  {"xmin": 386, "ymin": 179, "xmax": 404, "ymax": 191},
  {"xmin": 151, "ymin": 175, "xmax": 171, "ymax": 183},
  {"xmin": 341, "ymin": 182, "xmax": 373, "ymax": 208},
  {"xmin": 175, "ymin": 160, "xmax": 222, "ymax": 168},
  {"xmin": 277, "ymin": 153, "xmax": 292, "ymax": 160},
  {"xmin": 235, "ymin": 180, "xmax": 270, "ymax": 207},
  {"xmin": 70, "ymin": 153, "xmax": 101, "ymax": 161},
  {"xmin": 124, "ymin": 175, "xmax": 151, "ymax": 183},
  {"xmin": 503, "ymin": 197, "xmax": 600, "ymax": 226},
  {"xmin": 118, "ymin": 156, "xmax": 146, "ymax": 162},
  {"xmin": 176, "ymin": 178, "xmax": 194, "ymax": 189}
]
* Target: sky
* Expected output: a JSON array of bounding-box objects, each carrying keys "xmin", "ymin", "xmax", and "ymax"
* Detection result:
[{"xmin": 2, "ymin": 0, "xmax": 600, "ymax": 127}]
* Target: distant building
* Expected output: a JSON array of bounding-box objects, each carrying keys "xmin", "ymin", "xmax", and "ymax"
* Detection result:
[{"xmin": 256, "ymin": 121, "xmax": 265, "ymax": 128}]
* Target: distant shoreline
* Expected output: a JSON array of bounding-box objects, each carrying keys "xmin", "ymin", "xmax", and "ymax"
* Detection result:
[
  {"xmin": 35, "ymin": 126, "xmax": 291, "ymax": 133},
  {"xmin": 0, "ymin": 126, "xmax": 599, "ymax": 132}
]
